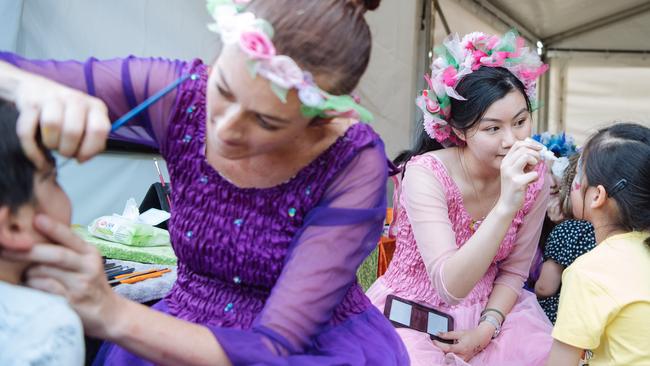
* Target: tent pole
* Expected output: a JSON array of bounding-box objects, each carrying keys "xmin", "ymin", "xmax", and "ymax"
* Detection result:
[
  {"xmin": 555, "ymin": 59, "xmax": 570, "ymax": 133},
  {"xmin": 433, "ymin": 0, "xmax": 451, "ymax": 35},
  {"xmin": 538, "ymin": 51, "xmax": 551, "ymax": 133},
  {"xmin": 412, "ymin": 0, "xmax": 433, "ymax": 146}
]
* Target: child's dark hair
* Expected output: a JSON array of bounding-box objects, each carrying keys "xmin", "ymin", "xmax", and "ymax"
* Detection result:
[
  {"xmin": 581, "ymin": 122, "xmax": 650, "ymax": 246},
  {"xmin": 0, "ymin": 100, "xmax": 54, "ymax": 212},
  {"xmin": 394, "ymin": 66, "xmax": 531, "ymax": 167}
]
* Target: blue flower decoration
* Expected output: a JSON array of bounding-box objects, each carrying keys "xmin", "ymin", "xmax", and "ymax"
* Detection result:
[{"xmin": 532, "ymin": 132, "xmax": 578, "ymax": 157}]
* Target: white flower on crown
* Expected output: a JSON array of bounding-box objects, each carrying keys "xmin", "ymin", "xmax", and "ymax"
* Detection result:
[
  {"xmin": 210, "ymin": 11, "xmax": 258, "ymax": 44},
  {"xmin": 463, "ymin": 32, "xmax": 488, "ymax": 46},
  {"xmin": 257, "ymin": 56, "xmax": 304, "ymax": 90}
]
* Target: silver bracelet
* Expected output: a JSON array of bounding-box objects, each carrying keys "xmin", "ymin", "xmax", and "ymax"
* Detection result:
[{"xmin": 479, "ymin": 314, "xmax": 501, "ymax": 338}]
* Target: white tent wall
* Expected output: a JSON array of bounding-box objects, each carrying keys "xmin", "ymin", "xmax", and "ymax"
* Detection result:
[
  {"xmin": 8, "ymin": 0, "xmax": 646, "ymax": 225},
  {"xmin": 0, "ymin": 1, "xmax": 22, "ymax": 52},
  {"xmin": 430, "ymin": 0, "xmax": 650, "ymax": 145},
  {"xmin": 8, "ymin": 0, "xmax": 219, "ymax": 225},
  {"xmin": 3, "ymin": 0, "xmax": 419, "ymax": 224},
  {"xmin": 547, "ymin": 54, "xmax": 650, "ymax": 144}
]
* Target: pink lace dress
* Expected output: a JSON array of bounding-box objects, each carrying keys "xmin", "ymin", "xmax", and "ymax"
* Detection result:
[{"xmin": 367, "ymin": 153, "xmax": 553, "ymax": 365}]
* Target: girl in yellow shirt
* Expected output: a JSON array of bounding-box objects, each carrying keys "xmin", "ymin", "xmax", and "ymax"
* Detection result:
[{"xmin": 546, "ymin": 122, "xmax": 650, "ymax": 366}]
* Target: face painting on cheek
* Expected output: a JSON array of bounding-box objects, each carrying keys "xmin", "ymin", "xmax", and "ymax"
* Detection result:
[{"xmin": 572, "ymin": 179, "xmax": 582, "ymax": 192}]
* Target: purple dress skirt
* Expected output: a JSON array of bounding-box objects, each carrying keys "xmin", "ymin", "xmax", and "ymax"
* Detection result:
[{"xmin": 1, "ymin": 53, "xmax": 409, "ymax": 365}]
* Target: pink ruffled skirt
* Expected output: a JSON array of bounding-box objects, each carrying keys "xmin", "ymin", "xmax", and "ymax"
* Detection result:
[{"xmin": 366, "ymin": 278, "xmax": 553, "ymax": 366}]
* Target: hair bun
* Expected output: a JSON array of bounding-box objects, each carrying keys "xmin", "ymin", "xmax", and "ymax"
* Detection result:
[{"xmin": 347, "ymin": 0, "xmax": 381, "ymax": 12}]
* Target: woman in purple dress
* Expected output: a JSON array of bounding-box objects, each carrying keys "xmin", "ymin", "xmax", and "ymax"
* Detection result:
[{"xmin": 0, "ymin": 0, "xmax": 409, "ymax": 365}]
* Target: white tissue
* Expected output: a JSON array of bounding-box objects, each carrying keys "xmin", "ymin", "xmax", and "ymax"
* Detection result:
[{"xmin": 525, "ymin": 137, "xmax": 557, "ymax": 162}]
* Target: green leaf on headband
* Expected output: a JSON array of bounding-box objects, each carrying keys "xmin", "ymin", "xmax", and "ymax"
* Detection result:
[
  {"xmin": 496, "ymin": 29, "xmax": 518, "ymax": 53},
  {"xmin": 435, "ymin": 45, "xmax": 457, "ymax": 68},
  {"xmin": 256, "ymin": 19, "xmax": 275, "ymax": 39},
  {"xmin": 271, "ymin": 83, "xmax": 289, "ymax": 103},
  {"xmin": 300, "ymin": 95, "xmax": 373, "ymax": 123},
  {"xmin": 206, "ymin": 0, "xmax": 233, "ymax": 15},
  {"xmin": 531, "ymin": 99, "xmax": 542, "ymax": 112},
  {"xmin": 300, "ymin": 105, "xmax": 321, "ymax": 119},
  {"xmin": 439, "ymin": 95, "xmax": 451, "ymax": 108}
]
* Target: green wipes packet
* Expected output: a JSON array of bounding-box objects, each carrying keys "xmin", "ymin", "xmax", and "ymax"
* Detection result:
[{"xmin": 88, "ymin": 215, "xmax": 170, "ymax": 247}]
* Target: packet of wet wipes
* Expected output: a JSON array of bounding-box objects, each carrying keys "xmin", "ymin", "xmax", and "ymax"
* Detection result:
[
  {"xmin": 88, "ymin": 198, "xmax": 170, "ymax": 247},
  {"xmin": 88, "ymin": 215, "xmax": 170, "ymax": 247}
]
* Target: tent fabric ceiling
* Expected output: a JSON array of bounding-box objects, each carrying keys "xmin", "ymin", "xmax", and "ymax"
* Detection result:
[{"xmin": 448, "ymin": 0, "xmax": 650, "ymax": 52}]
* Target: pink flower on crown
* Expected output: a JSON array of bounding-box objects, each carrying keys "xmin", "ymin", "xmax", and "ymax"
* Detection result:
[
  {"xmin": 471, "ymin": 50, "xmax": 487, "ymax": 69},
  {"xmin": 442, "ymin": 66, "xmax": 459, "ymax": 87},
  {"xmin": 480, "ymin": 51, "xmax": 508, "ymax": 67},
  {"xmin": 511, "ymin": 37, "xmax": 526, "ymax": 58},
  {"xmin": 433, "ymin": 124, "xmax": 451, "ymax": 142},
  {"xmin": 487, "ymin": 35, "xmax": 500, "ymax": 50},
  {"xmin": 240, "ymin": 30, "xmax": 276, "ymax": 60},
  {"xmin": 463, "ymin": 32, "xmax": 488, "ymax": 48},
  {"xmin": 233, "ymin": 0, "xmax": 251, "ymax": 4},
  {"xmin": 257, "ymin": 55, "xmax": 304, "ymax": 89},
  {"xmin": 425, "ymin": 98, "xmax": 440, "ymax": 114},
  {"xmin": 518, "ymin": 64, "xmax": 549, "ymax": 84}
]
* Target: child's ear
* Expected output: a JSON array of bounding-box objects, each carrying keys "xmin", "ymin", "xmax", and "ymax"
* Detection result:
[
  {"xmin": 0, "ymin": 206, "xmax": 35, "ymax": 252},
  {"xmin": 589, "ymin": 185, "xmax": 608, "ymax": 210}
]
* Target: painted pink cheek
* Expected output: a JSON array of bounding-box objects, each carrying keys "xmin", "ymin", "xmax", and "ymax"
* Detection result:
[{"xmin": 572, "ymin": 182, "xmax": 582, "ymax": 191}]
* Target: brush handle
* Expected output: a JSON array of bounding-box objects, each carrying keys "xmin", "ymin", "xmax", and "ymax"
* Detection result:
[
  {"xmin": 57, "ymin": 73, "xmax": 194, "ymax": 169},
  {"xmin": 110, "ymin": 73, "xmax": 192, "ymax": 132}
]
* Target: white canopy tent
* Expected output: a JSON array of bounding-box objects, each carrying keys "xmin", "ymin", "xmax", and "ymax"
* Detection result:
[
  {"xmin": 0, "ymin": 0, "xmax": 420, "ymax": 224},
  {"xmin": 428, "ymin": 0, "xmax": 650, "ymax": 142},
  {"xmin": 1, "ymin": 0, "xmax": 648, "ymax": 223}
]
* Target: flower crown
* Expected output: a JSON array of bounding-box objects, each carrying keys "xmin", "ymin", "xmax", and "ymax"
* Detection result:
[
  {"xmin": 417, "ymin": 30, "xmax": 549, "ymax": 146},
  {"xmin": 206, "ymin": 0, "xmax": 373, "ymax": 122}
]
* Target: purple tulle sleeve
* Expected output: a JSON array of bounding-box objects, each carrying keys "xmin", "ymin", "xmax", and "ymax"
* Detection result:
[
  {"xmin": 209, "ymin": 141, "xmax": 389, "ymax": 364},
  {"xmin": 0, "ymin": 52, "xmax": 186, "ymax": 148}
]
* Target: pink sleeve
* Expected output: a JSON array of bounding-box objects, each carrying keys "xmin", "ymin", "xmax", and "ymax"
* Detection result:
[
  {"xmin": 494, "ymin": 168, "xmax": 550, "ymax": 295},
  {"xmin": 401, "ymin": 161, "xmax": 463, "ymax": 305}
]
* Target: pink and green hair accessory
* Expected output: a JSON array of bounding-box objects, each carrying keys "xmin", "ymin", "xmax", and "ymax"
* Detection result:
[
  {"xmin": 206, "ymin": 0, "xmax": 373, "ymax": 123},
  {"xmin": 417, "ymin": 30, "xmax": 549, "ymax": 146}
]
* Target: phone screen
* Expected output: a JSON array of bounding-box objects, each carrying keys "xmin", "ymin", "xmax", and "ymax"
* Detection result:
[
  {"xmin": 388, "ymin": 298, "xmax": 412, "ymax": 326},
  {"xmin": 426, "ymin": 311, "xmax": 449, "ymax": 335}
]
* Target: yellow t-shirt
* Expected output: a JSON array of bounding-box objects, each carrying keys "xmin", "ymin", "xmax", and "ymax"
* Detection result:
[{"xmin": 553, "ymin": 231, "xmax": 650, "ymax": 366}]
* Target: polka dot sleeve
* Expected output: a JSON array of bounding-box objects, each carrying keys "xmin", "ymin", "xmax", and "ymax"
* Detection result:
[{"xmin": 543, "ymin": 220, "xmax": 597, "ymax": 267}]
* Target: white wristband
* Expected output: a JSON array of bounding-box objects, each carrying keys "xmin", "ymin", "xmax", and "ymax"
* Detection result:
[{"xmin": 479, "ymin": 314, "xmax": 501, "ymax": 338}]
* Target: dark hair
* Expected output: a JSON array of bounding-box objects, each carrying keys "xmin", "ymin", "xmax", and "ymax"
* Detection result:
[
  {"xmin": 246, "ymin": 0, "xmax": 380, "ymax": 95},
  {"xmin": 394, "ymin": 66, "xmax": 531, "ymax": 167},
  {"xmin": 0, "ymin": 100, "xmax": 53, "ymax": 212},
  {"xmin": 581, "ymin": 122, "xmax": 650, "ymax": 246}
]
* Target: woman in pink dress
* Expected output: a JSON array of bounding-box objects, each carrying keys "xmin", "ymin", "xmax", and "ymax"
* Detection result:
[{"xmin": 367, "ymin": 31, "xmax": 553, "ymax": 365}]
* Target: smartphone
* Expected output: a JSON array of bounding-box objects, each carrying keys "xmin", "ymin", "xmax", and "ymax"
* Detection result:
[{"xmin": 383, "ymin": 294, "xmax": 454, "ymax": 343}]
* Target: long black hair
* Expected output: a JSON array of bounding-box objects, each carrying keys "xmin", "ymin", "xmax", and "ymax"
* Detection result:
[
  {"xmin": 581, "ymin": 122, "xmax": 650, "ymax": 246},
  {"xmin": 394, "ymin": 66, "xmax": 531, "ymax": 168}
]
